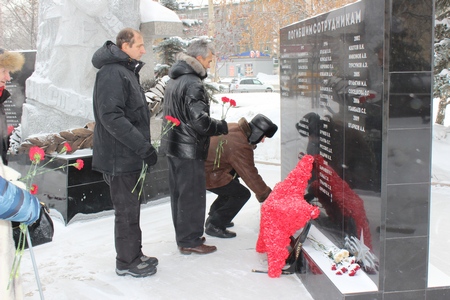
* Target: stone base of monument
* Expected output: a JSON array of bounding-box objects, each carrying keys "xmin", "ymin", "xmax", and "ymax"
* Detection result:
[{"xmin": 8, "ymin": 149, "xmax": 169, "ymax": 224}]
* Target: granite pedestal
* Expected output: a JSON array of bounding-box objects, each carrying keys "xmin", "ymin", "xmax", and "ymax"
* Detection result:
[{"xmin": 9, "ymin": 149, "xmax": 169, "ymax": 224}]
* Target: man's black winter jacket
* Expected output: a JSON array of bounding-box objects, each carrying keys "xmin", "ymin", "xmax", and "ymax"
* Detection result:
[
  {"xmin": 91, "ymin": 41, "xmax": 155, "ymax": 175},
  {"xmin": 162, "ymin": 53, "xmax": 227, "ymax": 160}
]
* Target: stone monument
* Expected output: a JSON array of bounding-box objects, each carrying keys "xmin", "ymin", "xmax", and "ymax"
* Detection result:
[
  {"xmin": 22, "ymin": 0, "xmax": 181, "ymax": 139},
  {"xmin": 10, "ymin": 0, "xmax": 182, "ymax": 224},
  {"xmin": 280, "ymin": 0, "xmax": 448, "ymax": 299}
]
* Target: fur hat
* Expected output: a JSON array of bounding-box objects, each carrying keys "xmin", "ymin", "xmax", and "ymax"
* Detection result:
[
  {"xmin": 0, "ymin": 48, "xmax": 25, "ymax": 72},
  {"xmin": 248, "ymin": 114, "xmax": 278, "ymax": 145},
  {"xmin": 296, "ymin": 112, "xmax": 321, "ymax": 137}
]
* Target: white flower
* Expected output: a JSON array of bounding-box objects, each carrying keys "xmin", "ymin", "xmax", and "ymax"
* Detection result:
[{"xmin": 333, "ymin": 249, "xmax": 349, "ymax": 263}]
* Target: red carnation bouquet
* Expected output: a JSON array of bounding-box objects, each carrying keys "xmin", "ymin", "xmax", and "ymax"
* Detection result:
[
  {"xmin": 151, "ymin": 115, "xmax": 181, "ymax": 151},
  {"xmin": 214, "ymin": 96, "xmax": 236, "ymax": 169},
  {"xmin": 10, "ymin": 142, "xmax": 84, "ymax": 288},
  {"xmin": 132, "ymin": 115, "xmax": 180, "ymax": 198},
  {"xmin": 22, "ymin": 143, "xmax": 84, "ymax": 195}
]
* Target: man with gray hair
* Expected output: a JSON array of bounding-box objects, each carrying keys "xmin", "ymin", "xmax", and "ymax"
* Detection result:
[{"xmin": 162, "ymin": 38, "xmax": 228, "ymax": 255}]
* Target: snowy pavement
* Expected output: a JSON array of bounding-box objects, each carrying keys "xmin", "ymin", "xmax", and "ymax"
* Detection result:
[{"xmin": 19, "ymin": 163, "xmax": 314, "ymax": 300}]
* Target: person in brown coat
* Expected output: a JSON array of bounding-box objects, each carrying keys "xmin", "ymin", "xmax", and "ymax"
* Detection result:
[{"xmin": 204, "ymin": 114, "xmax": 278, "ymax": 238}]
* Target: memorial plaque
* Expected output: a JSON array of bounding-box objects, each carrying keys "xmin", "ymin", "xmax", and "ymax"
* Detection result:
[
  {"xmin": 280, "ymin": 0, "xmax": 383, "ymax": 289},
  {"xmin": 280, "ymin": 0, "xmax": 444, "ymax": 298},
  {"xmin": 5, "ymin": 51, "xmax": 36, "ymax": 127}
]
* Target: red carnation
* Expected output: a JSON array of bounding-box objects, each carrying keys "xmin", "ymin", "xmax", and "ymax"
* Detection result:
[
  {"xmin": 29, "ymin": 146, "xmax": 45, "ymax": 164},
  {"xmin": 30, "ymin": 184, "xmax": 38, "ymax": 195},
  {"xmin": 62, "ymin": 142, "xmax": 72, "ymax": 153},
  {"xmin": 74, "ymin": 159, "xmax": 84, "ymax": 170},
  {"xmin": 165, "ymin": 115, "xmax": 181, "ymax": 127}
]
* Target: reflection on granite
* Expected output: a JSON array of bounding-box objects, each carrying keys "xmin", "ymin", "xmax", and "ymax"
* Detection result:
[
  {"xmin": 384, "ymin": 290, "xmax": 426, "ymax": 300},
  {"xmin": 279, "ymin": 0, "xmax": 444, "ymax": 297},
  {"xmin": 426, "ymin": 288, "xmax": 450, "ymax": 300},
  {"xmin": 389, "ymin": 73, "xmax": 432, "ymax": 129},
  {"xmin": 299, "ymin": 251, "xmax": 342, "ymax": 300},
  {"xmin": 345, "ymin": 293, "xmax": 382, "ymax": 300},
  {"xmin": 386, "ymin": 184, "xmax": 429, "ymax": 238},
  {"xmin": 281, "ymin": 0, "xmax": 383, "ymax": 293},
  {"xmin": 390, "ymin": 1, "xmax": 433, "ymax": 71},
  {"xmin": 387, "ymin": 129, "xmax": 431, "ymax": 185},
  {"xmin": 384, "ymin": 237, "xmax": 428, "ymax": 292}
]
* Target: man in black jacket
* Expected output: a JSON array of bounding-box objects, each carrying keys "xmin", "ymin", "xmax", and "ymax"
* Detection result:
[
  {"xmin": 163, "ymin": 38, "xmax": 228, "ymax": 255},
  {"xmin": 92, "ymin": 28, "xmax": 158, "ymax": 278}
]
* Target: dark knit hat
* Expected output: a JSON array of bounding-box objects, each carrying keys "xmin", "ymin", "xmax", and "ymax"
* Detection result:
[
  {"xmin": 0, "ymin": 48, "xmax": 25, "ymax": 72},
  {"xmin": 248, "ymin": 114, "xmax": 278, "ymax": 145}
]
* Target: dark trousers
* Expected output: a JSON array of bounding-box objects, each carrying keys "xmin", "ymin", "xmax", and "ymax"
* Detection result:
[
  {"xmin": 167, "ymin": 156, "xmax": 206, "ymax": 248},
  {"xmin": 207, "ymin": 177, "xmax": 251, "ymax": 228},
  {"xmin": 103, "ymin": 173, "xmax": 143, "ymax": 269}
]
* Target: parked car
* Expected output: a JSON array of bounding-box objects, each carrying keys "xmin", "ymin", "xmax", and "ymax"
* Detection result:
[
  {"xmin": 204, "ymin": 78, "xmax": 230, "ymax": 93},
  {"xmin": 229, "ymin": 78, "xmax": 274, "ymax": 93},
  {"xmin": 215, "ymin": 77, "xmax": 235, "ymax": 92},
  {"xmin": 177, "ymin": 1, "xmax": 193, "ymax": 10}
]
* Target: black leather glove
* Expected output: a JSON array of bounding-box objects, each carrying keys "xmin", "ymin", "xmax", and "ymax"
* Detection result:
[
  {"xmin": 219, "ymin": 119, "xmax": 228, "ymax": 135},
  {"xmin": 143, "ymin": 146, "xmax": 158, "ymax": 167}
]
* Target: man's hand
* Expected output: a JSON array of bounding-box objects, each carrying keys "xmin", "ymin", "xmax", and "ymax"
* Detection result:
[{"xmin": 144, "ymin": 146, "xmax": 158, "ymax": 167}]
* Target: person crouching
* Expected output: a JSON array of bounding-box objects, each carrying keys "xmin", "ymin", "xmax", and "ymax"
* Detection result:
[{"xmin": 204, "ymin": 114, "xmax": 278, "ymax": 238}]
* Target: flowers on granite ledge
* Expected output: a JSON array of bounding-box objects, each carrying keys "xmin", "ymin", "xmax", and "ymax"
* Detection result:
[{"xmin": 307, "ymin": 230, "xmax": 378, "ymax": 277}]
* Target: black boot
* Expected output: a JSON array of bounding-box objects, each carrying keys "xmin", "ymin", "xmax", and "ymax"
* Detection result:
[{"xmin": 205, "ymin": 218, "xmax": 236, "ymax": 238}]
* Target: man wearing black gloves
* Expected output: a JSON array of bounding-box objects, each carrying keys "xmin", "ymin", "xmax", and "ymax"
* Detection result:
[
  {"xmin": 92, "ymin": 28, "xmax": 158, "ymax": 277},
  {"xmin": 204, "ymin": 114, "xmax": 278, "ymax": 238},
  {"xmin": 162, "ymin": 38, "xmax": 228, "ymax": 255}
]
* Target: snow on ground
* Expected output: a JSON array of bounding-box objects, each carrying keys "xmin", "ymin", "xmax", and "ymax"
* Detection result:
[
  {"xmin": 20, "ymin": 165, "xmax": 314, "ymax": 300},
  {"xmin": 17, "ymin": 93, "xmax": 450, "ymax": 298},
  {"xmin": 19, "ymin": 92, "xmax": 314, "ymax": 300}
]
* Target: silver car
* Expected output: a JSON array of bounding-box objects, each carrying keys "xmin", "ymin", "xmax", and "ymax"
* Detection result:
[{"xmin": 229, "ymin": 78, "xmax": 274, "ymax": 93}]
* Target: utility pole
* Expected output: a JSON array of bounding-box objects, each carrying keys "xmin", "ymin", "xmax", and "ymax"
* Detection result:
[{"xmin": 208, "ymin": 0, "xmax": 217, "ymax": 81}]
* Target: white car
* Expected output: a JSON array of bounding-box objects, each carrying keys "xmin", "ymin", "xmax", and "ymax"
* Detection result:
[
  {"xmin": 229, "ymin": 78, "xmax": 274, "ymax": 93},
  {"xmin": 204, "ymin": 78, "xmax": 230, "ymax": 93}
]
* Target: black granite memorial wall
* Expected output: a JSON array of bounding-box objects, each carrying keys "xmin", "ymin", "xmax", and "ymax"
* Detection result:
[{"xmin": 280, "ymin": 0, "xmax": 449, "ymax": 299}]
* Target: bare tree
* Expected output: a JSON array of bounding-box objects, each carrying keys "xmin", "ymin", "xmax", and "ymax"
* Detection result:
[
  {"xmin": 214, "ymin": 0, "xmax": 355, "ymax": 58},
  {"xmin": 434, "ymin": 0, "xmax": 450, "ymax": 124},
  {"xmin": 0, "ymin": 0, "xmax": 39, "ymax": 50}
]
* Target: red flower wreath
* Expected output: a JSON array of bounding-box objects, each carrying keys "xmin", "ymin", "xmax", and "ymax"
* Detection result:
[{"xmin": 256, "ymin": 155, "xmax": 320, "ymax": 278}]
